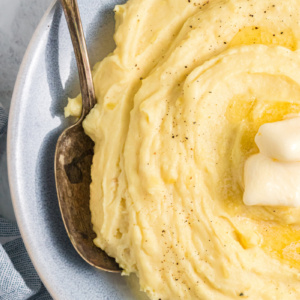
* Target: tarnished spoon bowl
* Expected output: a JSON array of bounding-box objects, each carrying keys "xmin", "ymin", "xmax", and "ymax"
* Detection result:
[{"xmin": 55, "ymin": 0, "xmax": 121, "ymax": 272}]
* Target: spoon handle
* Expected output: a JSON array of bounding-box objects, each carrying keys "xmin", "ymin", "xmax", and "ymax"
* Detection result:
[{"xmin": 59, "ymin": 0, "xmax": 96, "ymax": 119}]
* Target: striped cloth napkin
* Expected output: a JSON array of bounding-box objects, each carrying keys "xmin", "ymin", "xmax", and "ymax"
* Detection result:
[{"xmin": 0, "ymin": 104, "xmax": 52, "ymax": 300}]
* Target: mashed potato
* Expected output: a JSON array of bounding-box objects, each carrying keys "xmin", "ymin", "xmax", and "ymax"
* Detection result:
[{"xmin": 66, "ymin": 0, "xmax": 300, "ymax": 298}]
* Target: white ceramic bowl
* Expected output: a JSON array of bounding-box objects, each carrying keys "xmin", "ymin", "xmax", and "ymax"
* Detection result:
[{"xmin": 7, "ymin": 1, "xmax": 146, "ymax": 299}]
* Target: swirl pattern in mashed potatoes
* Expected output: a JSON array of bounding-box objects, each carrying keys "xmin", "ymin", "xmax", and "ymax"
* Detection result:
[{"xmin": 66, "ymin": 0, "xmax": 300, "ymax": 299}]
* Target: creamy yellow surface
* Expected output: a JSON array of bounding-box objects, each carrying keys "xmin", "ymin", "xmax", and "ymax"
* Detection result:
[{"xmin": 66, "ymin": 0, "xmax": 300, "ymax": 299}]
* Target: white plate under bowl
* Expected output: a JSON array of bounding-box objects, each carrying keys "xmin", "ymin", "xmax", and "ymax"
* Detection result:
[{"xmin": 7, "ymin": 1, "xmax": 146, "ymax": 299}]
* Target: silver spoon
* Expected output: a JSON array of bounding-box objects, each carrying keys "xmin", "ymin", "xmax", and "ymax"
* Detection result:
[{"xmin": 55, "ymin": 0, "xmax": 121, "ymax": 272}]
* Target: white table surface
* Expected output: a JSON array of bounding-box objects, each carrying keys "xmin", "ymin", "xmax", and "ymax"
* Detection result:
[{"xmin": 0, "ymin": 0, "xmax": 53, "ymax": 221}]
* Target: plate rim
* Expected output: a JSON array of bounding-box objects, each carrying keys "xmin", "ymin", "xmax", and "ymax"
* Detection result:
[{"xmin": 7, "ymin": 1, "xmax": 60, "ymax": 298}]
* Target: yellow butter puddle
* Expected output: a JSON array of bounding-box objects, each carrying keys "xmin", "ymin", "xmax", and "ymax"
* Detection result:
[
  {"xmin": 230, "ymin": 26, "xmax": 297, "ymax": 51},
  {"xmin": 226, "ymin": 98, "xmax": 300, "ymax": 155},
  {"xmin": 258, "ymin": 221, "xmax": 300, "ymax": 269},
  {"xmin": 224, "ymin": 99, "xmax": 300, "ymax": 269}
]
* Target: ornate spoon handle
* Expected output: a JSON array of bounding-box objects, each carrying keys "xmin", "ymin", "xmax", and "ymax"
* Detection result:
[{"xmin": 60, "ymin": 0, "xmax": 96, "ymax": 120}]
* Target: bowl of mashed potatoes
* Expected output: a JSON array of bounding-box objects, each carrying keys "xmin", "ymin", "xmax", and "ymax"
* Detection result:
[
  {"xmin": 9, "ymin": 0, "xmax": 300, "ymax": 299},
  {"xmin": 66, "ymin": 0, "xmax": 300, "ymax": 298}
]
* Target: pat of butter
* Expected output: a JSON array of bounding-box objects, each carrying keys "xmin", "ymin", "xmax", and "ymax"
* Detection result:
[
  {"xmin": 243, "ymin": 154, "xmax": 300, "ymax": 207},
  {"xmin": 255, "ymin": 117, "xmax": 300, "ymax": 162},
  {"xmin": 243, "ymin": 117, "xmax": 300, "ymax": 207}
]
